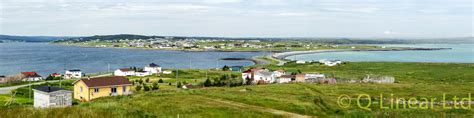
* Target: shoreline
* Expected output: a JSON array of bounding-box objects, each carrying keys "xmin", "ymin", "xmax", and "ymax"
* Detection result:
[{"xmin": 272, "ymin": 47, "xmax": 451, "ymax": 60}]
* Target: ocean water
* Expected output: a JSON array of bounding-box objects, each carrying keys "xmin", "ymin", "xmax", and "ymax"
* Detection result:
[
  {"xmin": 286, "ymin": 44, "xmax": 474, "ymax": 63},
  {"xmin": 0, "ymin": 43, "xmax": 267, "ymax": 76}
]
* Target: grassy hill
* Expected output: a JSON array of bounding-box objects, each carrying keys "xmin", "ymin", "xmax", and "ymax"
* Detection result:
[{"xmin": 0, "ymin": 62, "xmax": 473, "ymax": 117}]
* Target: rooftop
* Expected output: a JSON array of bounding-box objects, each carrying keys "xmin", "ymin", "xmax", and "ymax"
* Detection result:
[
  {"xmin": 75, "ymin": 76, "xmax": 132, "ymax": 87},
  {"xmin": 34, "ymin": 86, "xmax": 68, "ymax": 93}
]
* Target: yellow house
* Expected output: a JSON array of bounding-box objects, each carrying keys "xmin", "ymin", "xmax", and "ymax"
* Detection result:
[{"xmin": 72, "ymin": 76, "xmax": 133, "ymax": 101}]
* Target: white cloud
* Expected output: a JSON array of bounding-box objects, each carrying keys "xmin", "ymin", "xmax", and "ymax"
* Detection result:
[
  {"xmin": 322, "ymin": 7, "xmax": 379, "ymax": 13},
  {"xmin": 383, "ymin": 30, "xmax": 397, "ymax": 35},
  {"xmin": 202, "ymin": 0, "xmax": 242, "ymax": 4},
  {"xmin": 276, "ymin": 12, "xmax": 308, "ymax": 16}
]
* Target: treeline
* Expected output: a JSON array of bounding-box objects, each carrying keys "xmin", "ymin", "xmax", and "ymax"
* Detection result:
[{"xmin": 202, "ymin": 74, "xmax": 243, "ymax": 87}]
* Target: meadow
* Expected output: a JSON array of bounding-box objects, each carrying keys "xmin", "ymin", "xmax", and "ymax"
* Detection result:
[{"xmin": 0, "ymin": 62, "xmax": 472, "ymax": 117}]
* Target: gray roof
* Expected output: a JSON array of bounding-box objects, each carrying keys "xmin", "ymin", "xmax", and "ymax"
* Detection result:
[{"xmin": 34, "ymin": 86, "xmax": 68, "ymax": 93}]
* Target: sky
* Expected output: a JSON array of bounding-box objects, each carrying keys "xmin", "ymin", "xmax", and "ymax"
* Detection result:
[{"xmin": 0, "ymin": 0, "xmax": 472, "ymax": 38}]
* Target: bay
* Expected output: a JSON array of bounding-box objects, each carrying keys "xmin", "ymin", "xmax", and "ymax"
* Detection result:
[
  {"xmin": 286, "ymin": 44, "xmax": 474, "ymax": 63},
  {"xmin": 0, "ymin": 43, "xmax": 267, "ymax": 76}
]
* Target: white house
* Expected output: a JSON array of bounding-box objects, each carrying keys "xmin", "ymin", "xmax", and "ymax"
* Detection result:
[
  {"xmin": 33, "ymin": 86, "xmax": 72, "ymax": 108},
  {"xmin": 276, "ymin": 75, "xmax": 294, "ymax": 83},
  {"xmin": 305, "ymin": 73, "xmax": 325, "ymax": 80},
  {"xmin": 114, "ymin": 68, "xmax": 135, "ymax": 76},
  {"xmin": 273, "ymin": 69, "xmax": 286, "ymax": 78},
  {"xmin": 135, "ymin": 71, "xmax": 151, "ymax": 76},
  {"xmin": 163, "ymin": 70, "xmax": 172, "ymax": 74},
  {"xmin": 242, "ymin": 68, "xmax": 276, "ymax": 84},
  {"xmin": 144, "ymin": 63, "xmax": 162, "ymax": 74},
  {"xmin": 21, "ymin": 72, "xmax": 43, "ymax": 81},
  {"xmin": 319, "ymin": 59, "xmax": 342, "ymax": 66},
  {"xmin": 65, "ymin": 69, "xmax": 82, "ymax": 79},
  {"xmin": 296, "ymin": 60, "xmax": 306, "ymax": 64}
]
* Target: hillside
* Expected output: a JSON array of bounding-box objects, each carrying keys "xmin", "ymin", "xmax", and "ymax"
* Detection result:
[{"xmin": 0, "ymin": 35, "xmax": 71, "ymax": 42}]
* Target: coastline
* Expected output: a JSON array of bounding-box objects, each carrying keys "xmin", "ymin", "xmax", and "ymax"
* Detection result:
[{"xmin": 272, "ymin": 47, "xmax": 451, "ymax": 60}]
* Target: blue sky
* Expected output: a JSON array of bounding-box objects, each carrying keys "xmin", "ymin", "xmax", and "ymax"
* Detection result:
[{"xmin": 0, "ymin": 0, "xmax": 472, "ymax": 38}]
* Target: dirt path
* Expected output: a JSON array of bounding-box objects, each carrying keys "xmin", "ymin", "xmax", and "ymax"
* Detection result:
[{"xmin": 197, "ymin": 95, "xmax": 312, "ymax": 118}]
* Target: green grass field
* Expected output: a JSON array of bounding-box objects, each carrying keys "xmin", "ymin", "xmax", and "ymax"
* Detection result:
[{"xmin": 0, "ymin": 62, "xmax": 472, "ymax": 117}]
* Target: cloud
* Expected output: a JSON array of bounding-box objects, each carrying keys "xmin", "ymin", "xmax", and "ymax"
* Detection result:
[
  {"xmin": 383, "ymin": 30, "xmax": 398, "ymax": 35},
  {"xmin": 322, "ymin": 7, "xmax": 379, "ymax": 13},
  {"xmin": 276, "ymin": 12, "xmax": 308, "ymax": 16},
  {"xmin": 202, "ymin": 0, "xmax": 242, "ymax": 4}
]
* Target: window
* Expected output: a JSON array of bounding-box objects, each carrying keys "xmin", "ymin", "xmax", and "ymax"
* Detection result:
[
  {"xmin": 123, "ymin": 86, "xmax": 127, "ymax": 92},
  {"xmin": 94, "ymin": 88, "xmax": 99, "ymax": 93},
  {"xmin": 80, "ymin": 87, "xmax": 83, "ymax": 92},
  {"xmin": 111, "ymin": 87, "xmax": 117, "ymax": 93}
]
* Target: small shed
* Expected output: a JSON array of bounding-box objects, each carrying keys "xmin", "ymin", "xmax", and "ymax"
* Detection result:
[{"xmin": 33, "ymin": 86, "xmax": 72, "ymax": 108}]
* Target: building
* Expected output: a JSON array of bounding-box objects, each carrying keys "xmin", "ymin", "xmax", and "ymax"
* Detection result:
[
  {"xmin": 276, "ymin": 75, "xmax": 294, "ymax": 83},
  {"xmin": 50, "ymin": 73, "xmax": 62, "ymax": 78},
  {"xmin": 72, "ymin": 76, "xmax": 133, "ymax": 101},
  {"xmin": 143, "ymin": 63, "xmax": 162, "ymax": 74},
  {"xmin": 0, "ymin": 75, "xmax": 5, "ymax": 83},
  {"xmin": 33, "ymin": 86, "xmax": 72, "ymax": 108},
  {"xmin": 296, "ymin": 60, "xmax": 306, "ymax": 64},
  {"xmin": 295, "ymin": 74, "xmax": 306, "ymax": 82},
  {"xmin": 135, "ymin": 71, "xmax": 151, "ymax": 76},
  {"xmin": 65, "ymin": 70, "xmax": 82, "ymax": 79},
  {"xmin": 304, "ymin": 73, "xmax": 326, "ymax": 82},
  {"xmin": 319, "ymin": 59, "xmax": 342, "ymax": 66},
  {"xmin": 21, "ymin": 72, "xmax": 43, "ymax": 81},
  {"xmin": 114, "ymin": 68, "xmax": 135, "ymax": 76},
  {"xmin": 162, "ymin": 70, "xmax": 172, "ymax": 74},
  {"xmin": 362, "ymin": 75, "xmax": 395, "ymax": 84},
  {"xmin": 273, "ymin": 69, "xmax": 286, "ymax": 77},
  {"xmin": 242, "ymin": 68, "xmax": 276, "ymax": 84}
]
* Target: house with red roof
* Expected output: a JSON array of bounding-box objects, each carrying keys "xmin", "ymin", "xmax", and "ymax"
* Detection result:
[
  {"xmin": 21, "ymin": 72, "xmax": 43, "ymax": 81},
  {"xmin": 72, "ymin": 76, "xmax": 132, "ymax": 101}
]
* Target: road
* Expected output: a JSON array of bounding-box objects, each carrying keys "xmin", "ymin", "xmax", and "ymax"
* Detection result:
[
  {"xmin": 0, "ymin": 73, "xmax": 112, "ymax": 94},
  {"xmin": 0, "ymin": 80, "xmax": 60, "ymax": 94}
]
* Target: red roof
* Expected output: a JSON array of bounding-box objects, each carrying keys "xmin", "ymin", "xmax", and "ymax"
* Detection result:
[
  {"xmin": 21, "ymin": 72, "xmax": 38, "ymax": 76},
  {"xmin": 75, "ymin": 76, "xmax": 132, "ymax": 87}
]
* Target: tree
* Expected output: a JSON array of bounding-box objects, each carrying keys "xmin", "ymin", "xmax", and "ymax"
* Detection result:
[
  {"xmin": 158, "ymin": 79, "xmax": 164, "ymax": 83},
  {"xmin": 143, "ymin": 84, "xmax": 150, "ymax": 91},
  {"xmin": 177, "ymin": 81, "xmax": 182, "ymax": 88},
  {"xmin": 245, "ymin": 76, "xmax": 253, "ymax": 85},
  {"xmin": 151, "ymin": 82, "xmax": 159, "ymax": 90},
  {"xmin": 203, "ymin": 78, "xmax": 212, "ymax": 87},
  {"xmin": 138, "ymin": 79, "xmax": 143, "ymax": 84},
  {"xmin": 222, "ymin": 65, "xmax": 230, "ymax": 71},
  {"xmin": 145, "ymin": 78, "xmax": 150, "ymax": 83},
  {"xmin": 45, "ymin": 75, "xmax": 54, "ymax": 80},
  {"xmin": 135, "ymin": 85, "xmax": 142, "ymax": 91}
]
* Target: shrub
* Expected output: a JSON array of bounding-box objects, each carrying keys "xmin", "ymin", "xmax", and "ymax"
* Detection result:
[
  {"xmin": 135, "ymin": 85, "xmax": 142, "ymax": 91},
  {"xmin": 203, "ymin": 78, "xmax": 212, "ymax": 87},
  {"xmin": 177, "ymin": 82, "xmax": 182, "ymax": 88},
  {"xmin": 151, "ymin": 82, "xmax": 159, "ymax": 90},
  {"xmin": 158, "ymin": 79, "xmax": 164, "ymax": 83},
  {"xmin": 143, "ymin": 84, "xmax": 150, "ymax": 91},
  {"xmin": 145, "ymin": 78, "xmax": 150, "ymax": 83}
]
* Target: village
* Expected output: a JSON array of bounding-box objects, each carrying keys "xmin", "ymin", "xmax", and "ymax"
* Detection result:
[{"xmin": 0, "ymin": 58, "xmax": 397, "ymax": 108}]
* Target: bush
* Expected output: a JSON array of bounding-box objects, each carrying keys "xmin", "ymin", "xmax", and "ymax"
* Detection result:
[
  {"xmin": 203, "ymin": 78, "xmax": 212, "ymax": 87},
  {"xmin": 135, "ymin": 85, "xmax": 142, "ymax": 91},
  {"xmin": 143, "ymin": 84, "xmax": 150, "ymax": 91},
  {"xmin": 177, "ymin": 82, "xmax": 182, "ymax": 88},
  {"xmin": 158, "ymin": 79, "xmax": 164, "ymax": 83},
  {"xmin": 145, "ymin": 78, "xmax": 150, "ymax": 83},
  {"xmin": 151, "ymin": 82, "xmax": 159, "ymax": 90}
]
